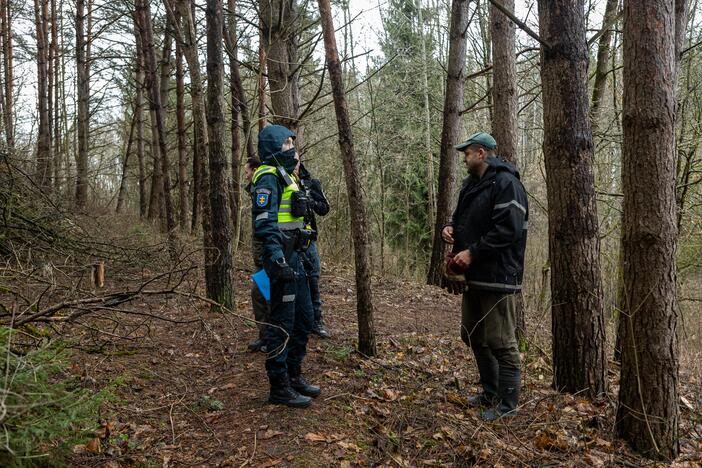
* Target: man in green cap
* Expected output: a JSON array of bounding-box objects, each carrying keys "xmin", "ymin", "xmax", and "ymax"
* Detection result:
[{"xmin": 442, "ymin": 131, "xmax": 528, "ymax": 421}]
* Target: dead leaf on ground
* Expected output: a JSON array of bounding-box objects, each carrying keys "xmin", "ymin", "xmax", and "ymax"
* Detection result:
[
  {"xmin": 86, "ymin": 437, "xmax": 101, "ymax": 454},
  {"xmin": 304, "ymin": 432, "xmax": 331, "ymax": 443},
  {"xmin": 260, "ymin": 429, "xmax": 284, "ymax": 440}
]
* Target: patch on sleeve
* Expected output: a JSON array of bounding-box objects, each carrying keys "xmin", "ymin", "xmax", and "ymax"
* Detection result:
[{"xmin": 255, "ymin": 188, "xmax": 271, "ymax": 208}]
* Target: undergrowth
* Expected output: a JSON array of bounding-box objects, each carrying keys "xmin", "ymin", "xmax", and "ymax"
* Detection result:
[{"xmin": 0, "ymin": 327, "xmax": 117, "ymax": 467}]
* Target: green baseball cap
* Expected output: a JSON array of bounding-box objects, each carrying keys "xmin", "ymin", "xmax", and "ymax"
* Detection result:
[{"xmin": 455, "ymin": 132, "xmax": 497, "ymax": 151}]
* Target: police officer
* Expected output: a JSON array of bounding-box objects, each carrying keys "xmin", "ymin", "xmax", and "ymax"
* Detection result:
[
  {"xmin": 245, "ymin": 158, "xmax": 269, "ymax": 353},
  {"xmin": 442, "ymin": 132, "xmax": 528, "ymax": 421},
  {"xmin": 299, "ymin": 164, "xmax": 331, "ymax": 338},
  {"xmin": 252, "ymin": 124, "xmax": 319, "ymax": 408}
]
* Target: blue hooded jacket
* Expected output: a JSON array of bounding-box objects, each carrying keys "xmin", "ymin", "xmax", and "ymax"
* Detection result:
[
  {"xmin": 258, "ymin": 125, "xmax": 297, "ymax": 172},
  {"xmin": 252, "ymin": 125, "xmax": 298, "ymax": 265}
]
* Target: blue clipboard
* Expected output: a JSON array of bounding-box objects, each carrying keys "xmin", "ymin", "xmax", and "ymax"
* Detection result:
[{"xmin": 252, "ymin": 269, "xmax": 271, "ymax": 301}]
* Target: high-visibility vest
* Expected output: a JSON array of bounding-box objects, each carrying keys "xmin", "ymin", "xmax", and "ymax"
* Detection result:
[{"xmin": 252, "ymin": 165, "xmax": 305, "ymax": 231}]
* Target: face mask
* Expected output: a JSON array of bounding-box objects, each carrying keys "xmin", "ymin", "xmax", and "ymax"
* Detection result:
[{"xmin": 276, "ymin": 147, "xmax": 298, "ymax": 173}]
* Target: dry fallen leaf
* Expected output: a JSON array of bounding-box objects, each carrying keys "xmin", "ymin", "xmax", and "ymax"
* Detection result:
[
  {"xmin": 304, "ymin": 432, "xmax": 330, "ymax": 443},
  {"xmin": 86, "ymin": 437, "xmax": 101, "ymax": 454},
  {"xmin": 260, "ymin": 429, "xmax": 284, "ymax": 440}
]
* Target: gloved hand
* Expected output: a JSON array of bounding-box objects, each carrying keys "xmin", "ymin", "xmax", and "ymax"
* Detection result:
[
  {"xmin": 272, "ymin": 258, "xmax": 295, "ymax": 282},
  {"xmin": 445, "ymin": 252, "xmax": 468, "ymax": 276}
]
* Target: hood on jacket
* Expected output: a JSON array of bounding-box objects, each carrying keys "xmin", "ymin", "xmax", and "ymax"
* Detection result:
[
  {"xmin": 258, "ymin": 125, "xmax": 297, "ymax": 171},
  {"xmin": 485, "ymin": 156, "xmax": 520, "ymax": 180}
]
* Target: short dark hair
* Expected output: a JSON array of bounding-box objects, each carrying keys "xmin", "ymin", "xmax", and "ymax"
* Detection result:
[
  {"xmin": 246, "ymin": 158, "xmax": 261, "ymax": 169},
  {"xmin": 467, "ymin": 144, "xmax": 496, "ymax": 157}
]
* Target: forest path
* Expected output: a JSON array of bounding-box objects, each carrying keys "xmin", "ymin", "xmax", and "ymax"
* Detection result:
[{"xmin": 68, "ymin": 266, "xmax": 701, "ymax": 467}]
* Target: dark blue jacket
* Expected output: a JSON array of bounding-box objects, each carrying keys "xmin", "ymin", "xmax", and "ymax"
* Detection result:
[
  {"xmin": 449, "ymin": 156, "xmax": 528, "ymax": 293},
  {"xmin": 252, "ymin": 125, "xmax": 298, "ymax": 264}
]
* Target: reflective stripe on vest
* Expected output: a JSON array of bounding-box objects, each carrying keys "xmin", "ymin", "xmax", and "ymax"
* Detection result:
[{"xmin": 252, "ymin": 164, "xmax": 304, "ymax": 231}]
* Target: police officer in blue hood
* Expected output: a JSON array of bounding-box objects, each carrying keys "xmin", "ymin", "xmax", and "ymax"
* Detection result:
[{"xmin": 251, "ymin": 124, "xmax": 319, "ymax": 408}]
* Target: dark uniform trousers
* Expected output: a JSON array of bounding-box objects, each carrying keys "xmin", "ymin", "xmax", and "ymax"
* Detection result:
[
  {"xmin": 263, "ymin": 248, "xmax": 315, "ymax": 379},
  {"xmin": 303, "ymin": 241, "xmax": 323, "ymax": 324},
  {"xmin": 461, "ymin": 289, "xmax": 520, "ymax": 394},
  {"xmin": 251, "ymin": 236, "xmax": 270, "ymax": 340}
]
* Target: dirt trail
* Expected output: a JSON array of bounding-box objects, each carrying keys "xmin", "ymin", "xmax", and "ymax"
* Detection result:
[{"xmin": 68, "ymin": 268, "xmax": 701, "ymax": 467}]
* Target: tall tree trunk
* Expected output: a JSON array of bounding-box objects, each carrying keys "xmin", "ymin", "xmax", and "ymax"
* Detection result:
[
  {"xmin": 116, "ymin": 103, "xmax": 138, "ymax": 213},
  {"xmin": 426, "ymin": 0, "xmax": 470, "ymax": 287},
  {"xmin": 538, "ymin": 0, "xmax": 607, "ymax": 398},
  {"xmin": 136, "ymin": 0, "xmax": 178, "ymax": 258},
  {"xmin": 165, "ymin": 0, "xmax": 216, "ymax": 294},
  {"xmin": 490, "ymin": 0, "xmax": 522, "ymax": 339},
  {"xmin": 258, "ymin": 21, "xmax": 267, "ymax": 132},
  {"xmin": 51, "ymin": 0, "xmax": 60, "ymax": 192},
  {"xmin": 589, "ymin": 0, "xmax": 619, "ymax": 128},
  {"xmin": 416, "ymin": 0, "xmax": 436, "ymax": 229},
  {"xmin": 205, "ymin": 0, "xmax": 234, "ymax": 307},
  {"xmin": 148, "ymin": 26, "xmax": 173, "ymax": 223},
  {"xmin": 35, "ymin": 0, "xmax": 51, "ymax": 189},
  {"xmin": 2, "ymin": 0, "xmax": 13, "ymax": 150},
  {"xmin": 134, "ymin": 30, "xmax": 147, "ymax": 219},
  {"xmin": 75, "ymin": 0, "xmax": 89, "ymax": 209},
  {"xmin": 318, "ymin": 0, "xmax": 376, "ymax": 356},
  {"xmin": 225, "ymin": 0, "xmax": 242, "ymax": 247},
  {"xmin": 259, "ymin": 0, "xmax": 300, "ymax": 132},
  {"xmin": 615, "ymin": 0, "xmax": 679, "ymax": 459},
  {"xmin": 175, "ymin": 34, "xmax": 188, "ymax": 231}
]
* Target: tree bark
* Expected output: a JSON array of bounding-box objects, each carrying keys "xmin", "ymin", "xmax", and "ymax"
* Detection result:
[
  {"xmin": 589, "ymin": 0, "xmax": 618, "ymax": 128},
  {"xmin": 205, "ymin": 0, "xmax": 234, "ymax": 308},
  {"xmin": 225, "ymin": 0, "xmax": 253, "ymax": 247},
  {"xmin": 318, "ymin": 0, "xmax": 376, "ymax": 357},
  {"xmin": 175, "ymin": 33, "xmax": 189, "ymax": 231},
  {"xmin": 416, "ymin": 0, "xmax": 436, "ymax": 229},
  {"xmin": 116, "ymin": 103, "xmax": 138, "ymax": 213},
  {"xmin": 35, "ymin": 0, "xmax": 51, "ymax": 189},
  {"xmin": 490, "ymin": 0, "xmax": 522, "ymax": 339},
  {"xmin": 258, "ymin": 22, "xmax": 267, "ymax": 132},
  {"xmin": 615, "ymin": 0, "xmax": 679, "ymax": 459},
  {"xmin": 51, "ymin": 0, "xmax": 60, "ymax": 192},
  {"xmin": 75, "ymin": 0, "xmax": 89, "ymax": 209},
  {"xmin": 538, "ymin": 0, "xmax": 607, "ymax": 398},
  {"xmin": 259, "ymin": 0, "xmax": 300, "ymax": 132},
  {"xmin": 134, "ymin": 26, "xmax": 147, "ymax": 219},
  {"xmin": 135, "ymin": 0, "xmax": 178, "ymax": 258},
  {"xmin": 165, "ymin": 0, "xmax": 217, "ymax": 296},
  {"xmin": 427, "ymin": 0, "xmax": 470, "ymax": 287},
  {"xmin": 1, "ymin": 0, "xmax": 13, "ymax": 150}
]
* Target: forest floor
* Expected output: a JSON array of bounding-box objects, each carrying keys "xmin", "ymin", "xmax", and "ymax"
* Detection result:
[{"xmin": 58, "ymin": 258, "xmax": 702, "ymax": 468}]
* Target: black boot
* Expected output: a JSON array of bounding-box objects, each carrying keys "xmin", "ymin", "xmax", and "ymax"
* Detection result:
[
  {"xmin": 248, "ymin": 338, "xmax": 266, "ymax": 352},
  {"xmin": 312, "ymin": 320, "xmax": 331, "ymax": 339},
  {"xmin": 289, "ymin": 371, "xmax": 321, "ymax": 398},
  {"xmin": 268, "ymin": 375, "xmax": 312, "ymax": 408},
  {"xmin": 470, "ymin": 347, "xmax": 499, "ymax": 406},
  {"xmin": 482, "ymin": 367, "xmax": 520, "ymax": 421}
]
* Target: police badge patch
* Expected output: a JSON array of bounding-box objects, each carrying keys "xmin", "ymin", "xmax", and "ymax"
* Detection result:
[{"xmin": 255, "ymin": 188, "xmax": 271, "ymax": 208}]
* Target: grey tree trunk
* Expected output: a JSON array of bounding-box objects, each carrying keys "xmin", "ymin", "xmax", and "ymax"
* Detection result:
[
  {"xmin": 75, "ymin": 0, "xmax": 89, "ymax": 208},
  {"xmin": 135, "ymin": 0, "xmax": 177, "ymax": 258},
  {"xmin": 426, "ymin": 0, "xmax": 470, "ymax": 287},
  {"xmin": 490, "ymin": 0, "xmax": 522, "ymax": 339},
  {"xmin": 538, "ymin": 0, "xmax": 607, "ymax": 398},
  {"xmin": 318, "ymin": 0, "xmax": 376, "ymax": 357},
  {"xmin": 615, "ymin": 0, "xmax": 679, "ymax": 459},
  {"xmin": 205, "ymin": 0, "xmax": 234, "ymax": 308},
  {"xmin": 176, "ymin": 36, "xmax": 188, "ymax": 230},
  {"xmin": 259, "ymin": 0, "xmax": 300, "ymax": 132},
  {"xmin": 34, "ymin": 0, "xmax": 51, "ymax": 190},
  {"xmin": 589, "ymin": 0, "xmax": 619, "ymax": 128}
]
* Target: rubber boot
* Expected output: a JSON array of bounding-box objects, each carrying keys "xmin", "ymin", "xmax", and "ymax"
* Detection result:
[
  {"xmin": 469, "ymin": 347, "xmax": 499, "ymax": 407},
  {"xmin": 482, "ymin": 367, "xmax": 520, "ymax": 421},
  {"xmin": 289, "ymin": 367, "xmax": 321, "ymax": 398},
  {"xmin": 268, "ymin": 375, "xmax": 312, "ymax": 408}
]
